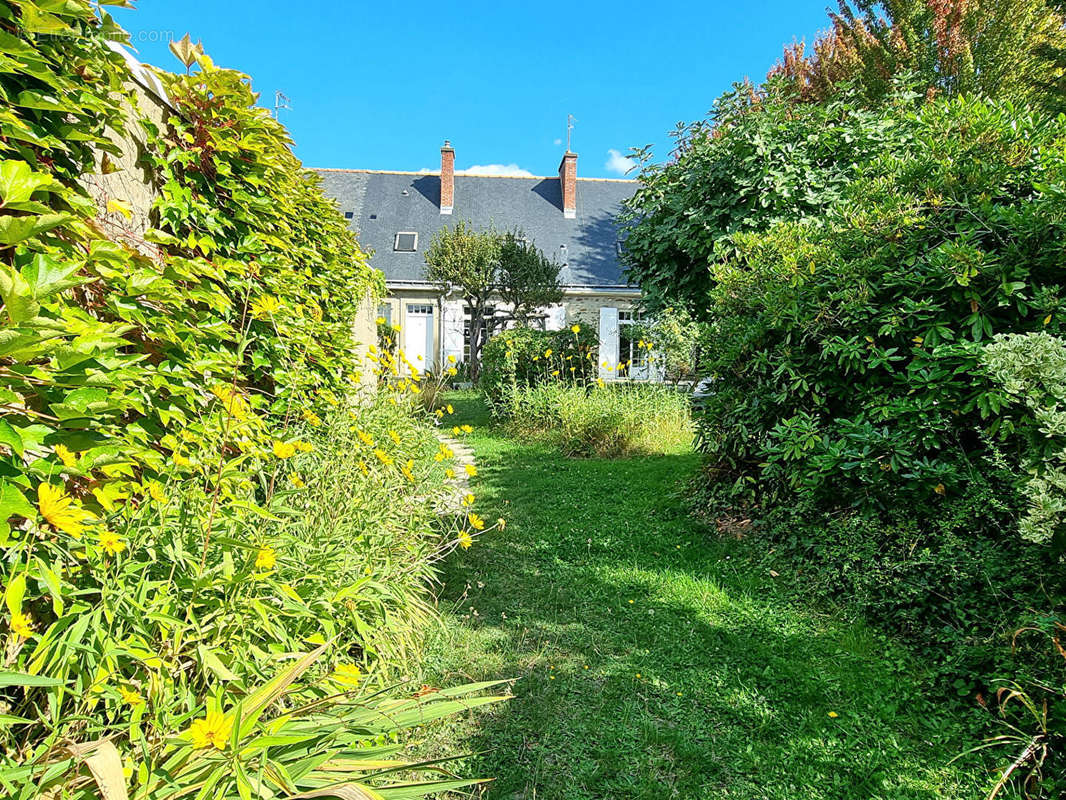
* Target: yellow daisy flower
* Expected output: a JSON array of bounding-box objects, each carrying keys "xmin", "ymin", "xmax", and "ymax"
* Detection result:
[
  {"xmin": 187, "ymin": 711, "xmax": 230, "ymax": 751},
  {"xmin": 98, "ymin": 529, "xmax": 126, "ymax": 556},
  {"xmin": 9, "ymin": 612, "xmax": 32, "ymax": 639},
  {"xmin": 38, "ymin": 482, "xmax": 94, "ymax": 538},
  {"xmin": 255, "ymin": 546, "xmax": 277, "ymax": 570},
  {"xmin": 468, "ymin": 513, "xmax": 485, "ymax": 530},
  {"xmin": 464, "ymin": 464, "xmax": 477, "ymax": 477},
  {"xmin": 120, "ymin": 686, "xmax": 144, "ymax": 706},
  {"xmin": 272, "ymin": 440, "xmax": 297, "ymax": 459},
  {"xmin": 458, "ymin": 530, "xmax": 473, "ymax": 549}
]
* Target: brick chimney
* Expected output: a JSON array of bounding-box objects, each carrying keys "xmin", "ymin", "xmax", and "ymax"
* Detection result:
[
  {"xmin": 558, "ymin": 150, "xmax": 577, "ymax": 219},
  {"xmin": 440, "ymin": 140, "xmax": 454, "ymax": 215}
]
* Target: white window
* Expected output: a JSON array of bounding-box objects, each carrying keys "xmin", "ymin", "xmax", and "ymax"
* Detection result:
[
  {"xmin": 618, "ymin": 309, "xmax": 646, "ymax": 369},
  {"xmin": 394, "ymin": 232, "xmax": 418, "ymax": 252}
]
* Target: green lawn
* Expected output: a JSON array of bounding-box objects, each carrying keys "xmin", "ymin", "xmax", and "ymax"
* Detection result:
[{"xmin": 421, "ymin": 392, "xmax": 1000, "ymax": 800}]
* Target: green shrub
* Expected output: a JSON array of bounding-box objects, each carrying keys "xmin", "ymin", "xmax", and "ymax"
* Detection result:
[
  {"xmin": 0, "ymin": 5, "xmax": 508, "ymax": 796},
  {"xmin": 983, "ymin": 332, "xmax": 1066, "ymax": 548},
  {"xmin": 505, "ymin": 383, "xmax": 692, "ymax": 457},
  {"xmin": 627, "ymin": 87, "xmax": 1066, "ymax": 699},
  {"xmin": 479, "ymin": 325, "xmax": 598, "ymax": 412}
]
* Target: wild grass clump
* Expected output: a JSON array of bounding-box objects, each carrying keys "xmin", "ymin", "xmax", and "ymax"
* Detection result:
[{"xmin": 506, "ymin": 383, "xmax": 692, "ymax": 457}]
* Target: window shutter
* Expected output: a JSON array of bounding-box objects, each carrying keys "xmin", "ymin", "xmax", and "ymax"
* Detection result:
[{"xmin": 598, "ymin": 307, "xmax": 619, "ymax": 379}]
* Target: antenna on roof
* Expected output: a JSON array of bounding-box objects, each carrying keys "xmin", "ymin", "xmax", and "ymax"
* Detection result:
[
  {"xmin": 566, "ymin": 114, "xmax": 576, "ymax": 152},
  {"xmin": 274, "ymin": 91, "xmax": 291, "ymax": 119}
]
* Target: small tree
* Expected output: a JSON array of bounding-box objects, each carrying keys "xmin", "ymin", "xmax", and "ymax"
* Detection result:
[
  {"xmin": 497, "ymin": 230, "xmax": 564, "ymax": 325},
  {"xmin": 424, "ymin": 221, "xmax": 500, "ymax": 380}
]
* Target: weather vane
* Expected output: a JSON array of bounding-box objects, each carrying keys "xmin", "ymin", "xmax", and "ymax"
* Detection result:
[{"xmin": 566, "ymin": 114, "xmax": 576, "ymax": 152}]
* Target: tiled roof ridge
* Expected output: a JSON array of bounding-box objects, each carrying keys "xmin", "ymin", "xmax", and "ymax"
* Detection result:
[{"xmin": 309, "ymin": 167, "xmax": 636, "ymax": 183}]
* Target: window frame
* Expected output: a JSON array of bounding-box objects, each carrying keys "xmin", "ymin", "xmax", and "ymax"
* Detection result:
[{"xmin": 394, "ymin": 231, "xmax": 419, "ymax": 252}]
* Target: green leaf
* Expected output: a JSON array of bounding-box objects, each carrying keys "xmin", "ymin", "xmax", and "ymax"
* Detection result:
[
  {"xmin": 0, "ymin": 481, "xmax": 33, "ymax": 522},
  {"xmin": 0, "ymin": 264, "xmax": 39, "ymax": 322},
  {"xmin": 0, "ymin": 213, "xmax": 70, "ymax": 247},
  {"xmin": 0, "ymin": 420, "xmax": 23, "ymax": 457},
  {"xmin": 4, "ymin": 573, "xmax": 25, "ymax": 616},
  {"xmin": 0, "ymin": 671, "xmax": 65, "ymax": 688}
]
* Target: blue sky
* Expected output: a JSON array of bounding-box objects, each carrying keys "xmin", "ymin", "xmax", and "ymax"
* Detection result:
[{"xmin": 111, "ymin": 1, "xmax": 831, "ymax": 178}]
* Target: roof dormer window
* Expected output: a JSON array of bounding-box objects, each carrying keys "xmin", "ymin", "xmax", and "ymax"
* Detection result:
[{"xmin": 394, "ymin": 232, "xmax": 418, "ymax": 252}]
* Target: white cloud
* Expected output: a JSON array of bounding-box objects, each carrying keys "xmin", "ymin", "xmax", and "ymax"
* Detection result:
[
  {"xmin": 604, "ymin": 148, "xmax": 636, "ymax": 176},
  {"xmin": 459, "ymin": 163, "xmax": 535, "ymax": 177},
  {"xmin": 553, "ymin": 138, "xmax": 563, "ymax": 146}
]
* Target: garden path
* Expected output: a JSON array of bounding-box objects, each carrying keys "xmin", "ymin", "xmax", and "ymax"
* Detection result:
[{"xmin": 423, "ymin": 393, "xmax": 994, "ymax": 800}]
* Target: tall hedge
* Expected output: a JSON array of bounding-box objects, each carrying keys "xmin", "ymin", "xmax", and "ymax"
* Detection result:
[{"xmin": 0, "ymin": 1, "xmax": 378, "ymax": 537}]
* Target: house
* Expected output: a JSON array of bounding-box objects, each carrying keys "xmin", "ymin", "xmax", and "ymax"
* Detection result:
[{"xmin": 314, "ymin": 142, "xmax": 653, "ymax": 380}]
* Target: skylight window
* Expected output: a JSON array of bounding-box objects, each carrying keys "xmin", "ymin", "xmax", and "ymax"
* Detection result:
[
  {"xmin": 394, "ymin": 232, "xmax": 418, "ymax": 252},
  {"xmin": 343, "ymin": 211, "xmax": 354, "ymax": 220}
]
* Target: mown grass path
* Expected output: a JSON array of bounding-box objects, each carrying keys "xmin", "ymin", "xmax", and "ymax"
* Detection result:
[{"xmin": 424, "ymin": 393, "xmax": 995, "ymax": 800}]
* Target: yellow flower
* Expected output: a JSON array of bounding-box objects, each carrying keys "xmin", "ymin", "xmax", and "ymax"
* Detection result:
[
  {"xmin": 146, "ymin": 481, "xmax": 167, "ymax": 504},
  {"xmin": 356, "ymin": 430, "xmax": 375, "ymax": 447},
  {"xmin": 497, "ymin": 517, "xmax": 507, "ymax": 530},
  {"xmin": 551, "ymin": 370, "xmax": 560, "ymax": 377},
  {"xmin": 358, "ymin": 460, "xmax": 369, "ymax": 476},
  {"xmin": 272, "ymin": 440, "xmax": 296, "ymax": 459},
  {"xmin": 38, "ymin": 482, "xmax": 94, "ymax": 538},
  {"xmin": 445, "ymin": 468, "xmax": 456, "ymax": 479},
  {"xmin": 120, "ymin": 686, "xmax": 144, "ymax": 706},
  {"xmin": 461, "ymin": 424, "xmax": 473, "ymax": 434},
  {"xmin": 468, "ymin": 513, "xmax": 485, "ymax": 530},
  {"xmin": 98, "ymin": 529, "xmax": 126, "ymax": 556},
  {"xmin": 828, "ymin": 711, "xmax": 839, "ymax": 718},
  {"xmin": 293, "ymin": 440, "xmax": 313, "ymax": 453},
  {"xmin": 448, "ymin": 354, "xmax": 457, "ymax": 363},
  {"xmin": 250, "ymin": 295, "xmax": 282, "ymax": 320},
  {"xmin": 457, "ymin": 530, "xmax": 473, "ymax": 549},
  {"xmin": 211, "ymin": 385, "xmax": 248, "ymax": 420},
  {"xmin": 290, "ymin": 474, "xmax": 305, "ymax": 489},
  {"xmin": 9, "ymin": 612, "xmax": 32, "ymax": 639},
  {"xmin": 464, "ymin": 464, "xmax": 477, "ymax": 477},
  {"xmin": 255, "ymin": 546, "xmax": 277, "ymax": 570},
  {"xmin": 173, "ymin": 452, "xmax": 192, "ymax": 467},
  {"xmin": 461, "ymin": 492, "xmax": 475, "ymax": 506},
  {"xmin": 571, "ymin": 324, "xmax": 581, "ymax": 334},
  {"xmin": 302, "ymin": 409, "xmax": 322, "ymax": 427},
  {"xmin": 934, "ymin": 483, "xmax": 946, "ymax": 496},
  {"xmin": 544, "ymin": 348, "xmax": 553, "ymax": 358},
  {"xmin": 54, "ymin": 444, "xmax": 77, "ymax": 468},
  {"xmin": 452, "ymin": 426, "xmax": 462, "ymax": 436},
  {"xmin": 187, "ymin": 711, "xmax": 230, "ymax": 751},
  {"xmin": 401, "ymin": 459, "xmax": 416, "ymax": 483},
  {"xmin": 388, "ymin": 430, "xmax": 402, "ymax": 446},
  {"xmin": 447, "ymin": 367, "xmax": 457, "ymax": 376},
  {"xmin": 375, "ymin": 316, "xmax": 386, "ymax": 325},
  {"xmin": 332, "ymin": 663, "xmax": 362, "ymax": 687},
  {"xmin": 374, "ymin": 448, "xmax": 393, "ymax": 466}
]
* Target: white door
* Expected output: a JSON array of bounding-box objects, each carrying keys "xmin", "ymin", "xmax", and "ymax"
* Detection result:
[{"xmin": 405, "ymin": 304, "xmax": 434, "ymax": 373}]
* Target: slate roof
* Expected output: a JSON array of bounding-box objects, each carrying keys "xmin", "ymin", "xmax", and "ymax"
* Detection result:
[{"xmin": 312, "ymin": 169, "xmax": 638, "ymax": 288}]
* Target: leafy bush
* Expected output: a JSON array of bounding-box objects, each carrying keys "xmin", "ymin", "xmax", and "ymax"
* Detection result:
[
  {"xmin": 627, "ymin": 88, "xmax": 1066, "ymax": 698},
  {"xmin": 504, "ymin": 383, "xmax": 692, "ymax": 457},
  {"xmin": 983, "ymin": 332, "xmax": 1066, "ymax": 548},
  {"xmin": 479, "ymin": 325, "xmax": 598, "ymax": 412},
  {"xmin": 0, "ymin": 4, "xmax": 507, "ymax": 796}
]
